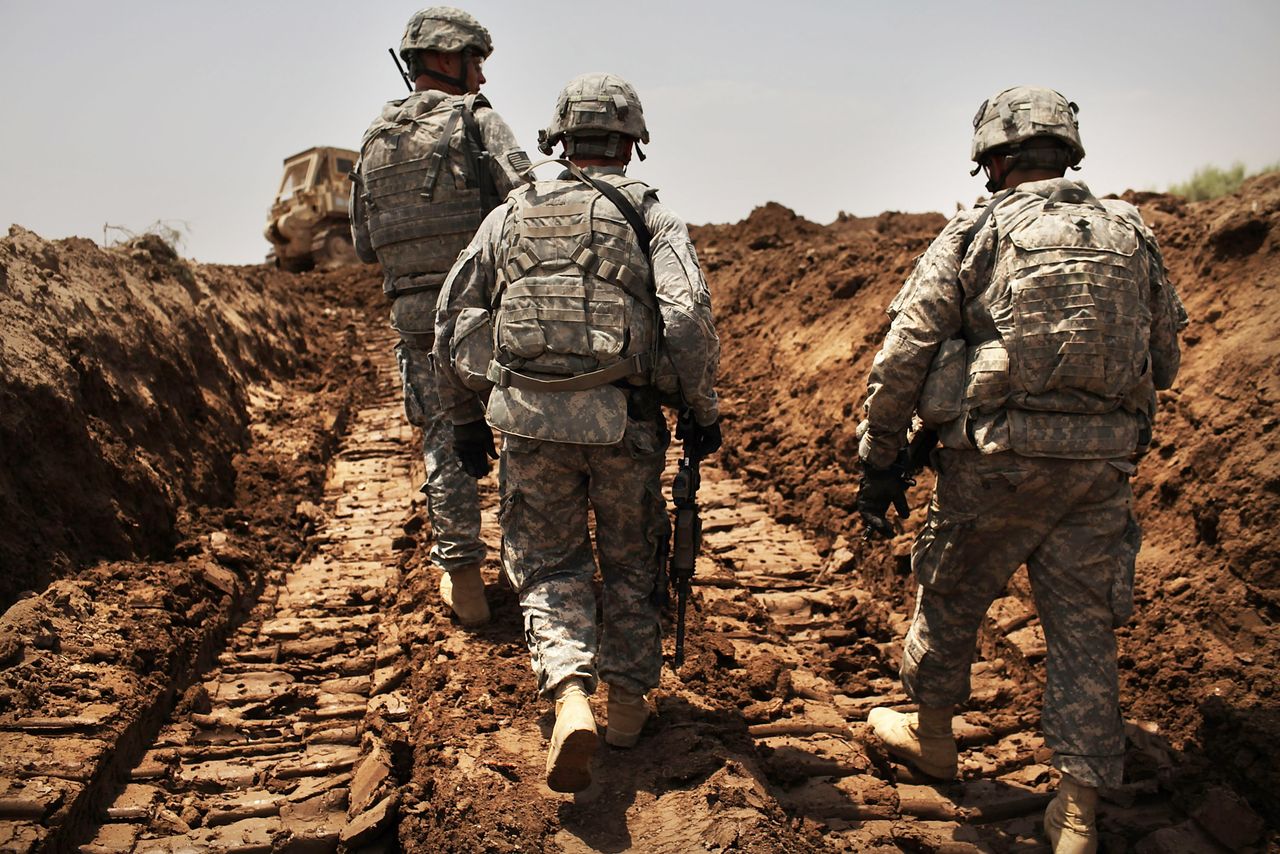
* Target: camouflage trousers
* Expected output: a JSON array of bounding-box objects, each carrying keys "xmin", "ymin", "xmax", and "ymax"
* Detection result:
[
  {"xmin": 902, "ymin": 448, "xmax": 1141, "ymax": 788},
  {"xmin": 498, "ymin": 416, "xmax": 670, "ymax": 698},
  {"xmin": 395, "ymin": 339, "xmax": 485, "ymax": 573}
]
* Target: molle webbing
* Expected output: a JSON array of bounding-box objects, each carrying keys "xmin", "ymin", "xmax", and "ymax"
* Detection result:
[{"xmin": 361, "ymin": 94, "xmax": 497, "ymax": 283}]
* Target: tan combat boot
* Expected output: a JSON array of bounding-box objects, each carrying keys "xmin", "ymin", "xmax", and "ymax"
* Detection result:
[
  {"xmin": 605, "ymin": 685, "xmax": 649, "ymax": 748},
  {"xmin": 546, "ymin": 678, "xmax": 597, "ymax": 793},
  {"xmin": 1044, "ymin": 774, "xmax": 1099, "ymax": 854},
  {"xmin": 439, "ymin": 565, "xmax": 490, "ymax": 627},
  {"xmin": 867, "ymin": 705, "xmax": 957, "ymax": 779}
]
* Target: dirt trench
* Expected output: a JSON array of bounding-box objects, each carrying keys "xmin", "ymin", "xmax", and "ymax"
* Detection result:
[
  {"xmin": 3, "ymin": 173, "xmax": 1278, "ymax": 851},
  {"xmin": 43, "ymin": 341, "xmax": 1207, "ymax": 854}
]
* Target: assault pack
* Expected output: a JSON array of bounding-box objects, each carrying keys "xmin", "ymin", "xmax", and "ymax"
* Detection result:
[
  {"xmin": 921, "ymin": 183, "xmax": 1156, "ymax": 458},
  {"xmin": 356, "ymin": 91, "xmax": 501, "ymax": 296},
  {"xmin": 474, "ymin": 164, "xmax": 660, "ymax": 444}
]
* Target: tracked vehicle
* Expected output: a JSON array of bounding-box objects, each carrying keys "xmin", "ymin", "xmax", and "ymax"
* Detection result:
[{"xmin": 264, "ymin": 146, "xmax": 361, "ymax": 272}]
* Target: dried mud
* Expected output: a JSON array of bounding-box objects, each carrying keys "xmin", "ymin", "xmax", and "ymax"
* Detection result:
[{"xmin": 0, "ymin": 174, "xmax": 1276, "ymax": 853}]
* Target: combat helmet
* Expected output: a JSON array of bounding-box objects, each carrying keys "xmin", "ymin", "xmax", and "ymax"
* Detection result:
[
  {"xmin": 538, "ymin": 73, "xmax": 650, "ymax": 160},
  {"xmin": 399, "ymin": 7, "xmax": 492, "ymax": 88},
  {"xmin": 970, "ymin": 87, "xmax": 1084, "ymax": 187}
]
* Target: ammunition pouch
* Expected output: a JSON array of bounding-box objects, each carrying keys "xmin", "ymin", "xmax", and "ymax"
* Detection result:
[
  {"xmin": 918, "ymin": 338, "xmax": 967, "ymax": 428},
  {"xmin": 486, "ymin": 383, "xmax": 627, "ymax": 445}
]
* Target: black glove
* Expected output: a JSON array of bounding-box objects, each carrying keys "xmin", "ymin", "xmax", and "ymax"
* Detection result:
[
  {"xmin": 677, "ymin": 415, "xmax": 722, "ymax": 458},
  {"xmin": 453, "ymin": 420, "xmax": 497, "ymax": 478},
  {"xmin": 857, "ymin": 454, "xmax": 912, "ymax": 540}
]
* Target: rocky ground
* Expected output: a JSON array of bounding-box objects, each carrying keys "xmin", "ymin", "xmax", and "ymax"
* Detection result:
[{"xmin": 0, "ymin": 174, "xmax": 1275, "ymax": 852}]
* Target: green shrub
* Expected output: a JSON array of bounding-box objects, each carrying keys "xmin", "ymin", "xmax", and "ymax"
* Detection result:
[{"xmin": 1169, "ymin": 161, "xmax": 1280, "ymax": 201}]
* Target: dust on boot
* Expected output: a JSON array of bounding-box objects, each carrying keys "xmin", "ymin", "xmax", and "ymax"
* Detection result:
[
  {"xmin": 867, "ymin": 704, "xmax": 958, "ymax": 779},
  {"xmin": 546, "ymin": 678, "xmax": 598, "ymax": 793},
  {"xmin": 605, "ymin": 684, "xmax": 649, "ymax": 748},
  {"xmin": 1044, "ymin": 774, "xmax": 1099, "ymax": 854},
  {"xmin": 438, "ymin": 564, "xmax": 490, "ymax": 627}
]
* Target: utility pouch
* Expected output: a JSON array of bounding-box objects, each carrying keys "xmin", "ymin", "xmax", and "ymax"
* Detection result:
[
  {"xmin": 918, "ymin": 338, "xmax": 968, "ymax": 428},
  {"xmin": 450, "ymin": 307, "xmax": 494, "ymax": 392},
  {"xmin": 486, "ymin": 384, "xmax": 627, "ymax": 445},
  {"xmin": 910, "ymin": 508, "xmax": 977, "ymax": 594},
  {"xmin": 1007, "ymin": 409, "xmax": 1138, "ymax": 459},
  {"xmin": 1110, "ymin": 514, "xmax": 1142, "ymax": 628}
]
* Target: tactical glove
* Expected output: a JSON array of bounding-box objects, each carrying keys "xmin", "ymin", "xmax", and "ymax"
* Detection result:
[
  {"xmin": 453, "ymin": 420, "xmax": 497, "ymax": 479},
  {"xmin": 677, "ymin": 416, "xmax": 722, "ymax": 458},
  {"xmin": 857, "ymin": 454, "xmax": 912, "ymax": 540}
]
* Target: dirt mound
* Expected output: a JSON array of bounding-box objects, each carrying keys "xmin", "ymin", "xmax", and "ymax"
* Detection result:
[
  {"xmin": 694, "ymin": 173, "xmax": 1280, "ymax": 823},
  {"xmin": 0, "ymin": 228, "xmax": 377, "ymax": 607}
]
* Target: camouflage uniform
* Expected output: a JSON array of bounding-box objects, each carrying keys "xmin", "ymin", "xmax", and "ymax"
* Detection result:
[
  {"xmin": 861, "ymin": 178, "xmax": 1185, "ymax": 787},
  {"xmin": 350, "ymin": 90, "xmax": 529, "ymax": 575},
  {"xmin": 436, "ymin": 165, "xmax": 720, "ymax": 697}
]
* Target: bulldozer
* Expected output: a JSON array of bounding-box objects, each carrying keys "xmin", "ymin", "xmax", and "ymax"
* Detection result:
[{"xmin": 264, "ymin": 146, "xmax": 362, "ymax": 272}]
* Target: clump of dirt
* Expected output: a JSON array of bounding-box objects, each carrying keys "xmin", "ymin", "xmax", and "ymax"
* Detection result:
[{"xmin": 693, "ymin": 173, "xmax": 1280, "ymax": 825}]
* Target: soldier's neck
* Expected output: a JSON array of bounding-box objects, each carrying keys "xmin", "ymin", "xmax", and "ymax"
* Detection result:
[
  {"xmin": 568, "ymin": 156, "xmax": 628, "ymax": 169},
  {"xmin": 1003, "ymin": 169, "xmax": 1065, "ymax": 189},
  {"xmin": 413, "ymin": 76, "xmax": 466, "ymax": 96}
]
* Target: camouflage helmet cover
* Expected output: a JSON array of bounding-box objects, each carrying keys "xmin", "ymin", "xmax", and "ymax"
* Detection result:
[
  {"xmin": 538, "ymin": 72, "xmax": 650, "ymax": 155},
  {"xmin": 970, "ymin": 86, "xmax": 1084, "ymax": 165},
  {"xmin": 399, "ymin": 6, "xmax": 493, "ymax": 61}
]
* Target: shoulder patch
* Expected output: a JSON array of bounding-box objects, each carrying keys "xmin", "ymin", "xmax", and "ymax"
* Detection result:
[{"xmin": 506, "ymin": 150, "xmax": 531, "ymax": 177}]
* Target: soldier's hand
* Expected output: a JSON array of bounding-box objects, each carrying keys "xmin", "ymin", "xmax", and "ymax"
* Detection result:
[
  {"xmin": 677, "ymin": 416, "xmax": 722, "ymax": 458},
  {"xmin": 453, "ymin": 420, "xmax": 497, "ymax": 478},
  {"xmin": 857, "ymin": 456, "xmax": 912, "ymax": 540}
]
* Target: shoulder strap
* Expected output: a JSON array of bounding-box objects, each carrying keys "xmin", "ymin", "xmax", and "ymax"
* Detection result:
[
  {"xmin": 421, "ymin": 103, "xmax": 465, "ymax": 203},
  {"xmin": 960, "ymin": 188, "xmax": 1013, "ymax": 259},
  {"xmin": 561, "ymin": 160, "xmax": 652, "ymax": 259},
  {"xmin": 460, "ymin": 94, "xmax": 500, "ymax": 214}
]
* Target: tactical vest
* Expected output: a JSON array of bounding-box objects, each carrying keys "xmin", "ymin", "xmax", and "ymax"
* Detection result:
[
  {"xmin": 358, "ymin": 92, "xmax": 500, "ymax": 294},
  {"xmin": 923, "ymin": 185, "xmax": 1154, "ymax": 458},
  {"xmin": 482, "ymin": 174, "xmax": 658, "ymax": 444}
]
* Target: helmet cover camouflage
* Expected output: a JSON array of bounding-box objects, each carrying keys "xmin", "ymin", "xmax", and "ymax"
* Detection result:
[
  {"xmin": 538, "ymin": 73, "xmax": 650, "ymax": 156},
  {"xmin": 971, "ymin": 86, "xmax": 1084, "ymax": 165},
  {"xmin": 399, "ymin": 6, "xmax": 492, "ymax": 61}
]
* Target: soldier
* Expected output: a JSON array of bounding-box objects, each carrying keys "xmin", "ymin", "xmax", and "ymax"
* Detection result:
[
  {"xmin": 349, "ymin": 7, "xmax": 531, "ymax": 627},
  {"xmin": 856, "ymin": 87, "xmax": 1186, "ymax": 853},
  {"xmin": 434, "ymin": 73, "xmax": 721, "ymax": 792}
]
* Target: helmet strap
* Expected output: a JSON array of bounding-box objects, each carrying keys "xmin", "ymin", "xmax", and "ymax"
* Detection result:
[{"xmin": 419, "ymin": 48, "xmax": 471, "ymax": 92}]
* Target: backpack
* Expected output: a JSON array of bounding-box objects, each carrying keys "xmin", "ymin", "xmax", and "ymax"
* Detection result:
[
  {"xmin": 490, "ymin": 171, "xmax": 657, "ymax": 388},
  {"xmin": 481, "ymin": 167, "xmax": 658, "ymax": 444},
  {"xmin": 989, "ymin": 186, "xmax": 1152, "ymax": 413},
  {"xmin": 358, "ymin": 92, "xmax": 500, "ymax": 291}
]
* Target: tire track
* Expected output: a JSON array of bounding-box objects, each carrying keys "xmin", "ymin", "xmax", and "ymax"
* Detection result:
[{"xmin": 83, "ymin": 339, "xmax": 415, "ymax": 853}]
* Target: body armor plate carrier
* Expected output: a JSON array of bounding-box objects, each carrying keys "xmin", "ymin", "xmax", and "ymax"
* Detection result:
[
  {"xmin": 930, "ymin": 185, "xmax": 1155, "ymax": 459},
  {"xmin": 359, "ymin": 92, "xmax": 500, "ymax": 292},
  {"xmin": 481, "ymin": 172, "xmax": 658, "ymax": 445}
]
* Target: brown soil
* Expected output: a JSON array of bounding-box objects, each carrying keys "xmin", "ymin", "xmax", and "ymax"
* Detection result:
[{"xmin": 0, "ymin": 174, "xmax": 1275, "ymax": 852}]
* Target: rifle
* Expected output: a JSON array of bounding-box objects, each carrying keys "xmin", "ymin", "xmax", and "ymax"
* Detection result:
[
  {"xmin": 388, "ymin": 48, "xmax": 412, "ymax": 92},
  {"xmin": 670, "ymin": 409, "xmax": 703, "ymax": 669}
]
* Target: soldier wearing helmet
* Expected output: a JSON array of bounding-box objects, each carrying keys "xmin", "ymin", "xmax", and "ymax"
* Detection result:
[
  {"xmin": 349, "ymin": 7, "xmax": 532, "ymax": 629},
  {"xmin": 854, "ymin": 86, "xmax": 1186, "ymax": 853},
  {"xmin": 435, "ymin": 72, "xmax": 721, "ymax": 793}
]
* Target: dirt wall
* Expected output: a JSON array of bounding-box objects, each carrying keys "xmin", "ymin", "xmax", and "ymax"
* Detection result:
[{"xmin": 0, "ymin": 228, "xmax": 318, "ymax": 606}]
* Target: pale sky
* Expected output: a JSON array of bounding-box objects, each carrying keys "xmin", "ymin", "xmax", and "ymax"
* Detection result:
[{"xmin": 2, "ymin": 1, "xmax": 1277, "ymax": 264}]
